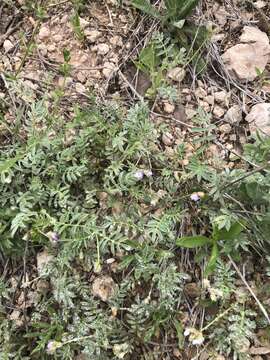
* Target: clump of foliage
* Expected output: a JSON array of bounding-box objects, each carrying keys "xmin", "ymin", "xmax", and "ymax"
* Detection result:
[
  {"xmin": 135, "ymin": 32, "xmax": 186, "ymax": 98},
  {"xmin": 0, "ymin": 72, "xmax": 270, "ymax": 358},
  {"xmin": 131, "ymin": 0, "xmax": 209, "ymax": 85},
  {"xmin": 131, "ymin": 0, "xmax": 199, "ymax": 27}
]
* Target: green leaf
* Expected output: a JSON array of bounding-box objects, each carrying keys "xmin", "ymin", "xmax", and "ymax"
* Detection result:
[
  {"xmin": 164, "ymin": 0, "xmax": 199, "ymax": 20},
  {"xmin": 135, "ymin": 44, "xmax": 158, "ymax": 74},
  {"xmin": 131, "ymin": 0, "xmax": 162, "ymax": 20},
  {"xmin": 118, "ymin": 255, "xmax": 134, "ymax": 269},
  {"xmin": 245, "ymin": 182, "xmax": 266, "ymax": 203},
  {"xmin": 63, "ymin": 48, "xmax": 71, "ymax": 63},
  {"xmin": 173, "ymin": 319, "xmax": 184, "ymax": 349},
  {"xmin": 205, "ymin": 242, "xmax": 219, "ymax": 276},
  {"xmin": 0, "ymin": 155, "xmax": 21, "ymax": 173},
  {"xmin": 176, "ymin": 235, "xmax": 212, "ymax": 248},
  {"xmin": 216, "ymin": 222, "xmax": 244, "ymax": 241},
  {"xmin": 175, "ymin": 0, "xmax": 199, "ymax": 19}
]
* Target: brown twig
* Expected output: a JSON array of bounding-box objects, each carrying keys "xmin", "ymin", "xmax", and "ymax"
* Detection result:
[{"xmin": 228, "ymin": 255, "xmax": 270, "ymax": 325}]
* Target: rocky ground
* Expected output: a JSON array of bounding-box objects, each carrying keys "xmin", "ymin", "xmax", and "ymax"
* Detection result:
[{"xmin": 1, "ymin": 1, "xmax": 270, "ymax": 164}]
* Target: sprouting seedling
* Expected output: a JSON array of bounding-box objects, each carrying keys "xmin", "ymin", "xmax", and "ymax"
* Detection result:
[
  {"xmin": 71, "ymin": 12, "xmax": 85, "ymax": 42},
  {"xmin": 176, "ymin": 221, "xmax": 245, "ymax": 276},
  {"xmin": 59, "ymin": 48, "xmax": 71, "ymax": 78}
]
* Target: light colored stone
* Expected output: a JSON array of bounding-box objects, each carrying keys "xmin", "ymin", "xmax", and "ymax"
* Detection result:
[
  {"xmin": 79, "ymin": 17, "xmax": 89, "ymax": 29},
  {"xmin": 182, "ymin": 88, "xmax": 190, "ymax": 95},
  {"xmin": 198, "ymin": 100, "xmax": 210, "ymax": 112},
  {"xmin": 185, "ymin": 107, "xmax": 197, "ymax": 119},
  {"xmin": 38, "ymin": 26, "xmax": 50, "ymax": 40},
  {"xmin": 197, "ymin": 80, "xmax": 204, "ymax": 88},
  {"xmin": 85, "ymin": 29, "xmax": 101, "ymax": 43},
  {"xmin": 97, "ymin": 43, "xmax": 110, "ymax": 55},
  {"xmin": 37, "ymin": 43, "xmax": 47, "ymax": 56},
  {"xmin": 164, "ymin": 146, "xmax": 174, "ymax": 158},
  {"xmin": 92, "ymin": 276, "xmax": 117, "ymax": 302},
  {"xmin": 102, "ymin": 62, "xmax": 115, "ymax": 78},
  {"xmin": 254, "ymin": 0, "xmax": 267, "ymax": 8},
  {"xmin": 47, "ymin": 44, "xmax": 56, "ymax": 52},
  {"xmin": 219, "ymin": 124, "xmax": 232, "ymax": 134},
  {"xmin": 213, "ymin": 105, "xmax": 225, "ymax": 118},
  {"xmin": 212, "ymin": 33, "xmax": 226, "ymax": 42},
  {"xmin": 75, "ymin": 82, "xmax": 86, "ymax": 93},
  {"xmin": 195, "ymin": 87, "xmax": 207, "ymax": 99},
  {"xmin": 214, "ymin": 90, "xmax": 228, "ymax": 104},
  {"xmin": 214, "ymin": 6, "xmax": 229, "ymax": 26},
  {"xmin": 3, "ymin": 39, "xmax": 14, "ymax": 53},
  {"xmin": 77, "ymin": 71, "xmax": 87, "ymax": 83},
  {"xmin": 224, "ymin": 105, "xmax": 242, "ymax": 124},
  {"xmin": 53, "ymin": 34, "xmax": 62, "ymax": 42},
  {"xmin": 205, "ymin": 95, "xmax": 214, "ymax": 105},
  {"xmin": 162, "ymin": 132, "xmax": 174, "ymax": 146},
  {"xmin": 246, "ymin": 103, "xmax": 270, "ymax": 136},
  {"xmin": 109, "ymin": 36, "xmax": 123, "ymax": 47},
  {"xmin": 240, "ymin": 26, "xmax": 269, "ymax": 45},
  {"xmin": 262, "ymin": 83, "xmax": 270, "ymax": 93},
  {"xmin": 167, "ymin": 67, "xmax": 186, "ymax": 82},
  {"xmin": 222, "ymin": 26, "xmax": 270, "ymax": 81},
  {"xmin": 163, "ymin": 102, "xmax": 175, "ymax": 114}
]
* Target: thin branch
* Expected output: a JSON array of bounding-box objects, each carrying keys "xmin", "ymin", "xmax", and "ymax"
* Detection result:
[{"xmin": 228, "ymin": 255, "xmax": 270, "ymax": 326}]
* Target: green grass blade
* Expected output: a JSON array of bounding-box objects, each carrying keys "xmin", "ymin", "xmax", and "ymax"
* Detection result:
[
  {"xmin": 176, "ymin": 235, "xmax": 212, "ymax": 248},
  {"xmin": 205, "ymin": 242, "xmax": 219, "ymax": 276}
]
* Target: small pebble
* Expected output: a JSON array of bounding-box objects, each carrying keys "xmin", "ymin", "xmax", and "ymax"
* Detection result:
[
  {"xmin": 214, "ymin": 90, "xmax": 228, "ymax": 104},
  {"xmin": 224, "ymin": 105, "xmax": 242, "ymax": 124},
  {"xmin": 75, "ymin": 82, "xmax": 86, "ymax": 93},
  {"xmin": 213, "ymin": 105, "xmax": 225, "ymax": 118},
  {"xmin": 195, "ymin": 87, "xmax": 207, "ymax": 99},
  {"xmin": 167, "ymin": 67, "xmax": 186, "ymax": 82},
  {"xmin": 85, "ymin": 29, "xmax": 101, "ymax": 43},
  {"xmin": 102, "ymin": 62, "xmax": 115, "ymax": 78},
  {"xmin": 205, "ymin": 95, "xmax": 214, "ymax": 105},
  {"xmin": 163, "ymin": 102, "xmax": 175, "ymax": 114},
  {"xmin": 38, "ymin": 26, "xmax": 50, "ymax": 40},
  {"xmin": 162, "ymin": 132, "xmax": 174, "ymax": 146},
  {"xmin": 3, "ymin": 39, "xmax": 14, "ymax": 53},
  {"xmin": 219, "ymin": 123, "xmax": 232, "ymax": 133},
  {"xmin": 97, "ymin": 43, "xmax": 110, "ymax": 55},
  {"xmin": 185, "ymin": 107, "xmax": 197, "ymax": 119}
]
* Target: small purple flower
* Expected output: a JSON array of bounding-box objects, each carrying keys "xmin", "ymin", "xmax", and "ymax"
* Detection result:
[
  {"xmin": 46, "ymin": 231, "xmax": 60, "ymax": 245},
  {"xmin": 133, "ymin": 171, "xmax": 144, "ymax": 181},
  {"xmin": 47, "ymin": 341, "xmax": 55, "ymax": 354},
  {"xmin": 190, "ymin": 193, "xmax": 200, "ymax": 202},
  {"xmin": 46, "ymin": 340, "xmax": 62, "ymax": 354}
]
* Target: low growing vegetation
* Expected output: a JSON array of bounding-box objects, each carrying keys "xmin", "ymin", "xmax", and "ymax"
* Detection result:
[{"xmin": 1, "ymin": 0, "xmax": 270, "ymax": 359}]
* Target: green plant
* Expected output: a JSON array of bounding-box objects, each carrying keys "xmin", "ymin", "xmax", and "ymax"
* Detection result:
[
  {"xmin": 210, "ymin": 305, "xmax": 256, "ymax": 359},
  {"xmin": 176, "ymin": 216, "xmax": 245, "ymax": 276},
  {"xmin": 135, "ymin": 32, "xmax": 186, "ymax": 97},
  {"xmin": 1, "ymin": 70, "xmax": 270, "ymax": 358},
  {"xmin": 131, "ymin": 0, "xmax": 209, "ymax": 76},
  {"xmin": 131, "ymin": 0, "xmax": 199, "ymax": 26},
  {"xmin": 71, "ymin": 12, "xmax": 85, "ymax": 41}
]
